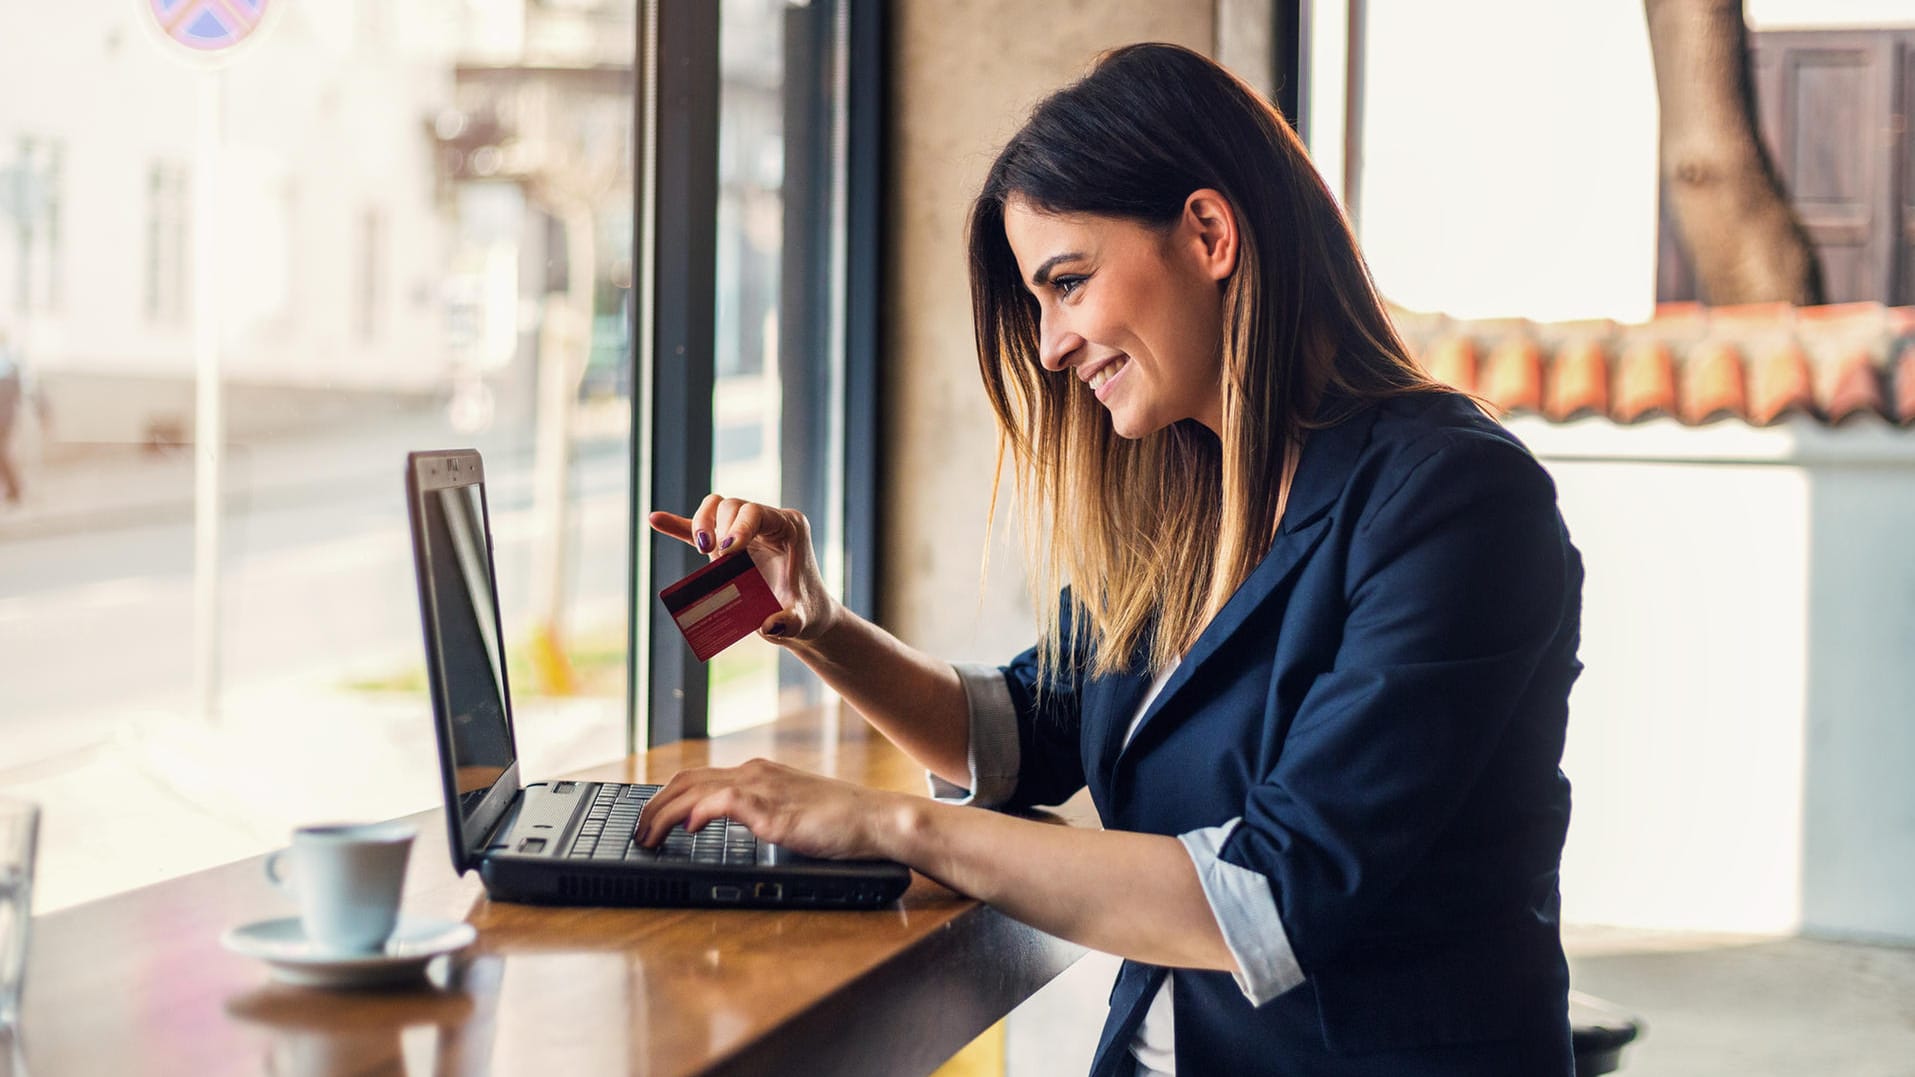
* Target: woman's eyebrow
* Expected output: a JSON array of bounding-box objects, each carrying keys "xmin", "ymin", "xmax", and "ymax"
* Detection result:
[{"xmin": 1031, "ymin": 252, "xmax": 1083, "ymax": 287}]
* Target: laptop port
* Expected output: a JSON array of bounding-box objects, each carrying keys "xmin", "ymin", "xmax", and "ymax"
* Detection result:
[
  {"xmin": 753, "ymin": 882, "xmax": 783, "ymax": 901},
  {"xmin": 710, "ymin": 885, "xmax": 742, "ymax": 902},
  {"xmin": 792, "ymin": 885, "xmax": 817, "ymax": 903}
]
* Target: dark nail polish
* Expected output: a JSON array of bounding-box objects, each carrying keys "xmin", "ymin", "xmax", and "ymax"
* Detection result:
[
  {"xmin": 695, "ymin": 530, "xmax": 712, "ymax": 552},
  {"xmin": 766, "ymin": 623, "xmax": 786, "ymax": 637},
  {"xmin": 719, "ymin": 535, "xmax": 734, "ymax": 551}
]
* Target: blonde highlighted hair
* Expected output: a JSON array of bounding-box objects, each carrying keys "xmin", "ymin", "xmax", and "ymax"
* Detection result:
[{"xmin": 968, "ymin": 43, "xmax": 1439, "ymax": 680}]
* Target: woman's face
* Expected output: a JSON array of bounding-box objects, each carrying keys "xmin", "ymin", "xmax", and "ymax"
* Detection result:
[{"xmin": 1001, "ymin": 192, "xmax": 1236, "ymax": 438}]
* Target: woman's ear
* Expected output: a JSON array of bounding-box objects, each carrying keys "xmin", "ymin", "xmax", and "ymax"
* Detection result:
[{"xmin": 1182, "ymin": 188, "xmax": 1239, "ymax": 281}]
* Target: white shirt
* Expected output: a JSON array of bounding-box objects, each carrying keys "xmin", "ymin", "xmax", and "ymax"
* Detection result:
[
  {"xmin": 929, "ymin": 661, "xmax": 1308, "ymax": 1076},
  {"xmin": 1126, "ymin": 661, "xmax": 1181, "ymax": 1076}
]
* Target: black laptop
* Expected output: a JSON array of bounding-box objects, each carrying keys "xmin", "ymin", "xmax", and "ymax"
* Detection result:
[{"xmin": 405, "ymin": 448, "xmax": 911, "ymax": 908}]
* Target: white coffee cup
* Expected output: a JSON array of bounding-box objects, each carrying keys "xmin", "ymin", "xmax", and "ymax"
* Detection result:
[{"xmin": 264, "ymin": 822, "xmax": 416, "ymax": 954}]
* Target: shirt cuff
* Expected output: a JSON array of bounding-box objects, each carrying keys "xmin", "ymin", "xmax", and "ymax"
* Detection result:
[
  {"xmin": 1179, "ymin": 818, "xmax": 1306, "ymax": 1006},
  {"xmin": 925, "ymin": 662, "xmax": 1022, "ymax": 808}
]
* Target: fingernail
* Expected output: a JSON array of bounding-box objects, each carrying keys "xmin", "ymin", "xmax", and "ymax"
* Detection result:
[
  {"xmin": 719, "ymin": 535, "xmax": 734, "ymax": 551},
  {"xmin": 766, "ymin": 622, "xmax": 786, "ymax": 637},
  {"xmin": 695, "ymin": 530, "xmax": 712, "ymax": 552}
]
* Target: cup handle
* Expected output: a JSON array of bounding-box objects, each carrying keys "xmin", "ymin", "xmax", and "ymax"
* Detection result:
[{"xmin": 263, "ymin": 849, "xmax": 293, "ymax": 892}]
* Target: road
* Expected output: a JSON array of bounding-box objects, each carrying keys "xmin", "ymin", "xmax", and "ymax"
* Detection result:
[{"xmin": 0, "ymin": 432, "xmax": 634, "ymax": 768}]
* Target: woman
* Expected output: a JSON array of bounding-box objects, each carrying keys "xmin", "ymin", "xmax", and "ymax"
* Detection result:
[{"xmin": 638, "ymin": 43, "xmax": 1582, "ymax": 1076}]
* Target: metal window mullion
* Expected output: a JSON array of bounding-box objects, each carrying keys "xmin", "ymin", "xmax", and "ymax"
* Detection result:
[
  {"xmin": 841, "ymin": 0, "xmax": 883, "ymax": 621},
  {"xmin": 777, "ymin": 0, "xmax": 833, "ymax": 705},
  {"xmin": 627, "ymin": 0, "xmax": 657, "ymax": 756},
  {"xmin": 644, "ymin": 0, "xmax": 721, "ymax": 746}
]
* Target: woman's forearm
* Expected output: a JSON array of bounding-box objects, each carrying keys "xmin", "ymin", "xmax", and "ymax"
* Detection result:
[
  {"xmin": 784, "ymin": 609, "xmax": 973, "ymax": 787},
  {"xmin": 877, "ymin": 796, "xmax": 1234, "ymax": 973}
]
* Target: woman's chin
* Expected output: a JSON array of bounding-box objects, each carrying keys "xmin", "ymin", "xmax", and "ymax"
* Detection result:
[{"xmin": 1104, "ymin": 407, "xmax": 1161, "ymax": 441}]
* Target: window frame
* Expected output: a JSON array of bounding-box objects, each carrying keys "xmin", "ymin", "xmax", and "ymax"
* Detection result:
[{"xmin": 630, "ymin": 0, "xmax": 884, "ymax": 748}]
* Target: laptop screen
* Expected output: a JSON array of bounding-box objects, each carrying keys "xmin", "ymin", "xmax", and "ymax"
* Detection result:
[{"xmin": 407, "ymin": 451, "xmax": 519, "ymax": 863}]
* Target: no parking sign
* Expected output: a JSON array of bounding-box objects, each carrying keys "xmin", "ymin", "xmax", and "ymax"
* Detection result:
[{"xmin": 147, "ymin": 0, "xmax": 273, "ymax": 57}]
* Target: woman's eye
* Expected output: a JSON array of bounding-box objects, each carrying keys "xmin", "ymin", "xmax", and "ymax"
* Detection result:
[{"xmin": 1053, "ymin": 275, "xmax": 1086, "ymax": 299}]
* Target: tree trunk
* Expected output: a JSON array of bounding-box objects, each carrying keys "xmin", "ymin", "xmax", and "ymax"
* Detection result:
[{"xmin": 1645, "ymin": 0, "xmax": 1823, "ymax": 305}]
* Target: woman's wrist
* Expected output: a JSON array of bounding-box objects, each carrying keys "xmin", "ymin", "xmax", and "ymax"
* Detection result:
[
  {"xmin": 869, "ymin": 791, "xmax": 935, "ymax": 867},
  {"xmin": 785, "ymin": 597, "xmax": 851, "ymax": 663}
]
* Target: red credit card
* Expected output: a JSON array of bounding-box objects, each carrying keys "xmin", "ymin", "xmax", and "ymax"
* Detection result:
[{"xmin": 657, "ymin": 549, "xmax": 784, "ymax": 662}]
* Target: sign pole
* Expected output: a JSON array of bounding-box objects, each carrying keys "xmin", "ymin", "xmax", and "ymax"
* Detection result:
[
  {"xmin": 191, "ymin": 69, "xmax": 224, "ymax": 724},
  {"xmin": 149, "ymin": 0, "xmax": 275, "ymax": 724}
]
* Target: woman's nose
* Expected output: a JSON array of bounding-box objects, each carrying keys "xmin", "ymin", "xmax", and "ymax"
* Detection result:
[{"xmin": 1037, "ymin": 316, "xmax": 1080, "ymax": 373}]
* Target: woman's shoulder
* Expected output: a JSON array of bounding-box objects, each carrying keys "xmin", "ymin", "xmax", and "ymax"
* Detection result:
[
  {"xmin": 1339, "ymin": 388, "xmax": 1537, "ymax": 470},
  {"xmin": 1319, "ymin": 388, "xmax": 1554, "ymax": 513},
  {"xmin": 1371, "ymin": 387, "xmax": 1518, "ymax": 443}
]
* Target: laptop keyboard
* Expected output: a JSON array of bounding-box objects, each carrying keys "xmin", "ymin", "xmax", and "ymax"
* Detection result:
[{"xmin": 565, "ymin": 783, "xmax": 759, "ymax": 866}]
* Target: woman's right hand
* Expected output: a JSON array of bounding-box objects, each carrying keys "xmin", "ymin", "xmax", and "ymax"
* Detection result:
[{"xmin": 647, "ymin": 495, "xmax": 839, "ymax": 644}]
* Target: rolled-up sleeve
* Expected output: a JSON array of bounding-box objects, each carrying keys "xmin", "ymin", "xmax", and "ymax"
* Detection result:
[
  {"xmin": 925, "ymin": 662, "xmax": 1023, "ymax": 808},
  {"xmin": 1181, "ymin": 818, "xmax": 1306, "ymax": 1006}
]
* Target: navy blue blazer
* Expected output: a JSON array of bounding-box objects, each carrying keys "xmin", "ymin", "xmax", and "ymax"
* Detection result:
[{"xmin": 995, "ymin": 390, "xmax": 1583, "ymax": 1076}]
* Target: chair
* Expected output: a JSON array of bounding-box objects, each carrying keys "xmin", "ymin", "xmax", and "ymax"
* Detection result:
[{"xmin": 1569, "ymin": 990, "xmax": 1642, "ymax": 1075}]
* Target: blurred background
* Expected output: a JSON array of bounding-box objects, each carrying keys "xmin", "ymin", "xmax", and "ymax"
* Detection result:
[{"xmin": 3, "ymin": 1, "xmax": 1914, "ymax": 1075}]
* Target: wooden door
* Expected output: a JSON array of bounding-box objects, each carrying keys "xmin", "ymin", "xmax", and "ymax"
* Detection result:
[{"xmin": 1658, "ymin": 28, "xmax": 1909, "ymax": 306}]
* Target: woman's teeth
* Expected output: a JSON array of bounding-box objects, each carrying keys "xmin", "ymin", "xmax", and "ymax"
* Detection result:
[{"xmin": 1089, "ymin": 357, "xmax": 1127, "ymax": 390}]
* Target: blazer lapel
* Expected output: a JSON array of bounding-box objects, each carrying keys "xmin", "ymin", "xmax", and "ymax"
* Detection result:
[
  {"xmin": 1085, "ymin": 647, "xmax": 1156, "ymax": 808},
  {"xmin": 1114, "ymin": 403, "xmax": 1376, "ymax": 766}
]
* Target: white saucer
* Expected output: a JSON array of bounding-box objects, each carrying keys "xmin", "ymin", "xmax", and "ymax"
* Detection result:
[{"xmin": 221, "ymin": 916, "xmax": 477, "ymax": 989}]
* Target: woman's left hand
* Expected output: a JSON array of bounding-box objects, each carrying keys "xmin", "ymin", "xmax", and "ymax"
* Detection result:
[{"xmin": 633, "ymin": 759, "xmax": 909, "ymax": 862}]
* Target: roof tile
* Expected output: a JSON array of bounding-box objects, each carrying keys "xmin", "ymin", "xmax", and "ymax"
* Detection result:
[
  {"xmin": 1421, "ymin": 337, "xmax": 1477, "ymax": 393},
  {"xmin": 1825, "ymin": 351, "xmax": 1885, "ymax": 425},
  {"xmin": 1895, "ymin": 342, "xmax": 1915, "ymax": 427},
  {"xmin": 1482, "ymin": 338, "xmax": 1545, "ymax": 414},
  {"xmin": 1681, "ymin": 340, "xmax": 1747, "ymax": 425},
  {"xmin": 1748, "ymin": 343, "xmax": 1817, "ymax": 426},
  {"xmin": 1615, "ymin": 340, "xmax": 1678, "ymax": 423},
  {"xmin": 1393, "ymin": 302, "xmax": 1915, "ymax": 428},
  {"xmin": 1545, "ymin": 339, "xmax": 1609, "ymax": 422}
]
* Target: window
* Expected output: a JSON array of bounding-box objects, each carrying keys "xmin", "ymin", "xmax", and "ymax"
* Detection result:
[
  {"xmin": 145, "ymin": 163, "xmax": 190, "ymax": 325},
  {"xmin": 0, "ymin": 0, "xmax": 879, "ymax": 912},
  {"xmin": 640, "ymin": 0, "xmax": 882, "ymax": 744},
  {"xmin": 4, "ymin": 137, "xmax": 62, "ymax": 315},
  {"xmin": 0, "ymin": 1, "xmax": 638, "ymax": 911}
]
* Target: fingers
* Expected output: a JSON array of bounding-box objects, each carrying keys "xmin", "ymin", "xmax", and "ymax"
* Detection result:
[
  {"xmin": 636, "ymin": 767, "xmax": 737, "ymax": 846},
  {"xmin": 655, "ymin": 496, "xmax": 808, "ymax": 558},
  {"xmin": 634, "ymin": 777, "xmax": 691, "ymax": 846},
  {"xmin": 722, "ymin": 501, "xmax": 770, "ymax": 552},
  {"xmin": 688, "ymin": 494, "xmax": 726, "ymax": 554},
  {"xmin": 647, "ymin": 511, "xmax": 695, "ymax": 544},
  {"xmin": 691, "ymin": 495, "xmax": 772, "ymax": 558},
  {"xmin": 758, "ymin": 608, "xmax": 802, "ymax": 641},
  {"xmin": 634, "ymin": 761, "xmax": 788, "ymax": 847}
]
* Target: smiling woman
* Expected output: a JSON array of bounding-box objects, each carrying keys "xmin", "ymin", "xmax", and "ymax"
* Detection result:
[
  {"xmin": 1001, "ymin": 195, "xmax": 1231, "ymax": 439},
  {"xmin": 643, "ymin": 42, "xmax": 1585, "ymax": 1077},
  {"xmin": 967, "ymin": 45, "xmax": 1442, "ymax": 680}
]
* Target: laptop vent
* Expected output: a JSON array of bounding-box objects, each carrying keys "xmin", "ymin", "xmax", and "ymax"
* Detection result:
[{"xmin": 556, "ymin": 874, "xmax": 693, "ymax": 905}]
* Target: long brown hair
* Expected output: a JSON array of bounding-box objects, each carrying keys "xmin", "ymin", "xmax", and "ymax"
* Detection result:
[{"xmin": 969, "ymin": 43, "xmax": 1437, "ymax": 679}]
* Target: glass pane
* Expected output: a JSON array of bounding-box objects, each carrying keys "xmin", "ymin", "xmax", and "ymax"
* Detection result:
[
  {"xmin": 0, "ymin": 0, "xmax": 636, "ymax": 911},
  {"xmin": 708, "ymin": 0, "xmax": 788, "ymax": 736}
]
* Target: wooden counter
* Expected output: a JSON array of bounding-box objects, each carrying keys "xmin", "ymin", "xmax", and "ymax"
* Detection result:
[{"xmin": 17, "ymin": 705, "xmax": 1092, "ymax": 1076}]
